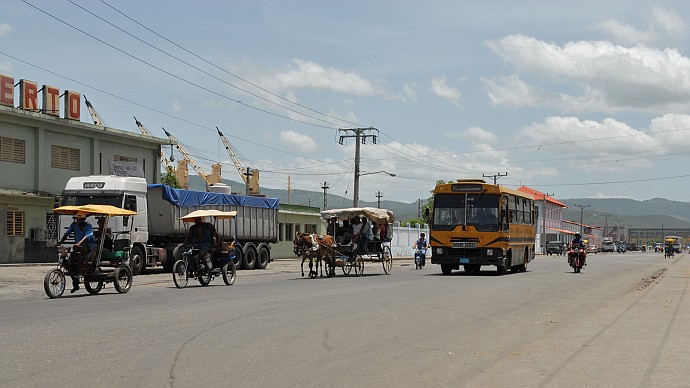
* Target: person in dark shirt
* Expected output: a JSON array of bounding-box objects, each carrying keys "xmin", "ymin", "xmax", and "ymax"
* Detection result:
[{"xmin": 184, "ymin": 217, "xmax": 217, "ymax": 271}]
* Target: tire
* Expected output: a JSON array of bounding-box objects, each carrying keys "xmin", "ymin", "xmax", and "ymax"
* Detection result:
[
  {"xmin": 354, "ymin": 257, "xmax": 364, "ymax": 277},
  {"xmin": 198, "ymin": 262, "xmax": 212, "ymax": 286},
  {"xmin": 44, "ymin": 269, "xmax": 66, "ymax": 299},
  {"xmin": 222, "ymin": 261, "xmax": 236, "ymax": 285},
  {"xmin": 130, "ymin": 245, "xmax": 145, "ymax": 276},
  {"xmin": 172, "ymin": 260, "xmax": 188, "ymax": 288},
  {"xmin": 382, "ymin": 246, "xmax": 392, "ymax": 275},
  {"xmin": 255, "ymin": 246, "xmax": 270, "ymax": 270},
  {"xmin": 441, "ymin": 264, "xmax": 452, "ymax": 275},
  {"xmin": 162, "ymin": 260, "xmax": 174, "ymax": 273},
  {"xmin": 518, "ymin": 249, "xmax": 528, "ymax": 272},
  {"xmin": 84, "ymin": 279, "xmax": 104, "ymax": 295},
  {"xmin": 496, "ymin": 264, "xmax": 507, "ymax": 275},
  {"xmin": 242, "ymin": 245, "xmax": 257, "ymax": 270},
  {"xmin": 113, "ymin": 266, "xmax": 133, "ymax": 293},
  {"xmin": 342, "ymin": 257, "xmax": 352, "ymax": 276}
]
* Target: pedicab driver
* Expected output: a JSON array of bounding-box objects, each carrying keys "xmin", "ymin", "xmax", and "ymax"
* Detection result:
[
  {"xmin": 184, "ymin": 216, "xmax": 217, "ymax": 271},
  {"xmin": 57, "ymin": 211, "xmax": 96, "ymax": 293}
]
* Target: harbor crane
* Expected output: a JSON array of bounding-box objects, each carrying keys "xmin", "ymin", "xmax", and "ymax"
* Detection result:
[
  {"xmin": 162, "ymin": 127, "xmax": 221, "ymax": 189},
  {"xmin": 217, "ymin": 127, "xmax": 260, "ymax": 195},
  {"xmin": 133, "ymin": 116, "xmax": 175, "ymax": 175},
  {"xmin": 83, "ymin": 95, "xmax": 108, "ymax": 127}
]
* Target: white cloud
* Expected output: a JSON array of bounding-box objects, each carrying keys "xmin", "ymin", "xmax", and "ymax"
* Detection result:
[
  {"xmin": 447, "ymin": 126, "xmax": 497, "ymax": 143},
  {"xmin": 484, "ymin": 34, "xmax": 690, "ymax": 112},
  {"xmin": 278, "ymin": 130, "xmax": 318, "ymax": 152},
  {"xmin": 597, "ymin": 7, "xmax": 686, "ymax": 47},
  {"xmin": 430, "ymin": 76, "xmax": 461, "ymax": 107},
  {"xmin": 172, "ymin": 100, "xmax": 182, "ymax": 112},
  {"xmin": 0, "ymin": 23, "xmax": 12, "ymax": 37},
  {"xmin": 274, "ymin": 59, "xmax": 382, "ymax": 96},
  {"xmin": 0, "ymin": 61, "xmax": 11, "ymax": 73}
]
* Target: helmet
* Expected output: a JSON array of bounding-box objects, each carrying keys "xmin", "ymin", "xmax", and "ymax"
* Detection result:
[
  {"xmin": 75, "ymin": 212, "xmax": 88, "ymax": 219},
  {"xmin": 575, "ymin": 233, "xmax": 581, "ymax": 238}
]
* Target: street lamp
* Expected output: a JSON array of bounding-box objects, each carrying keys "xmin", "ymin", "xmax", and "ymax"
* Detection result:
[{"xmin": 354, "ymin": 171, "xmax": 396, "ymax": 207}]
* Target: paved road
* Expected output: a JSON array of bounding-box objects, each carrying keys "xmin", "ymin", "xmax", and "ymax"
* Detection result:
[{"xmin": 1, "ymin": 252, "xmax": 688, "ymax": 387}]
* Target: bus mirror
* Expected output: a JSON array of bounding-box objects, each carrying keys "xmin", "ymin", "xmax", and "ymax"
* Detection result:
[{"xmin": 422, "ymin": 208, "xmax": 430, "ymax": 219}]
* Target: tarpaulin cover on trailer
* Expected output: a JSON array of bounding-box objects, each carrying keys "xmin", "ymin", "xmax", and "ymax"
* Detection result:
[{"xmin": 148, "ymin": 184, "xmax": 279, "ymax": 209}]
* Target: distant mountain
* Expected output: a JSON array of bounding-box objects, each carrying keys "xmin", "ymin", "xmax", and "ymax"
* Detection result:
[
  {"xmin": 187, "ymin": 176, "xmax": 424, "ymax": 222},
  {"xmin": 561, "ymin": 198, "xmax": 690, "ymax": 228},
  {"xmin": 186, "ymin": 176, "xmax": 690, "ymax": 228}
]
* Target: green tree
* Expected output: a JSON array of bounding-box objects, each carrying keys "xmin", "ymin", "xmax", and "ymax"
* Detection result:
[{"xmin": 160, "ymin": 167, "xmax": 180, "ymax": 188}]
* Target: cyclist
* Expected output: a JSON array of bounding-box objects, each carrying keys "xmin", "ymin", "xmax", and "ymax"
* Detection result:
[{"xmin": 184, "ymin": 216, "xmax": 217, "ymax": 271}]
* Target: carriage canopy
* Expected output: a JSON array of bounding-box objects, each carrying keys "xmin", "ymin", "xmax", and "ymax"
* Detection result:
[
  {"xmin": 320, "ymin": 207, "xmax": 395, "ymax": 224},
  {"xmin": 179, "ymin": 209, "xmax": 237, "ymax": 222},
  {"xmin": 53, "ymin": 204, "xmax": 137, "ymax": 217}
]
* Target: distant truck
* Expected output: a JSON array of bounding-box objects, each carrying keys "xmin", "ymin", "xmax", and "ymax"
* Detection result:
[
  {"xmin": 59, "ymin": 175, "xmax": 279, "ymax": 274},
  {"xmin": 546, "ymin": 241, "xmax": 565, "ymax": 255}
]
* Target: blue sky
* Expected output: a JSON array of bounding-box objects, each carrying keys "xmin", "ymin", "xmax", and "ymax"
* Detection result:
[{"xmin": 3, "ymin": 1, "xmax": 690, "ymax": 204}]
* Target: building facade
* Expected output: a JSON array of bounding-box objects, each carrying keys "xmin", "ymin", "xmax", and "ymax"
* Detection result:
[{"xmin": 0, "ymin": 75, "xmax": 169, "ymax": 263}]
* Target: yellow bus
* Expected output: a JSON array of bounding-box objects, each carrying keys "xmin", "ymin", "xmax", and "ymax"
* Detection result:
[
  {"xmin": 429, "ymin": 179, "xmax": 536, "ymax": 275},
  {"xmin": 664, "ymin": 236, "xmax": 683, "ymax": 253}
]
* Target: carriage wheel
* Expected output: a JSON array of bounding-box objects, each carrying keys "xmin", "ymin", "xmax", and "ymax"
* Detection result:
[
  {"xmin": 342, "ymin": 257, "xmax": 352, "ymax": 276},
  {"xmin": 84, "ymin": 279, "xmax": 104, "ymax": 295},
  {"xmin": 381, "ymin": 246, "xmax": 393, "ymax": 275},
  {"xmin": 222, "ymin": 261, "xmax": 236, "ymax": 285},
  {"xmin": 44, "ymin": 269, "xmax": 66, "ymax": 299},
  {"xmin": 354, "ymin": 257, "xmax": 364, "ymax": 277},
  {"xmin": 198, "ymin": 264, "xmax": 212, "ymax": 286}
]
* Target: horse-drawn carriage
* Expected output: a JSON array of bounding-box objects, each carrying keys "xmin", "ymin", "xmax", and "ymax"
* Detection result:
[
  {"xmin": 44, "ymin": 205, "xmax": 137, "ymax": 298},
  {"xmin": 294, "ymin": 207, "xmax": 394, "ymax": 278}
]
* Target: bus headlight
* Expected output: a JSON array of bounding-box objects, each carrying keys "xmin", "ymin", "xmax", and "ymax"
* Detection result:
[
  {"xmin": 486, "ymin": 249, "xmax": 493, "ymax": 256},
  {"xmin": 435, "ymin": 248, "xmax": 443, "ymax": 255}
]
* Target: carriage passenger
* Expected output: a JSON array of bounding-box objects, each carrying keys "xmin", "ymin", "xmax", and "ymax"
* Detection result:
[
  {"xmin": 326, "ymin": 216, "xmax": 337, "ymax": 237},
  {"xmin": 361, "ymin": 217, "xmax": 374, "ymax": 251},
  {"xmin": 351, "ymin": 217, "xmax": 363, "ymax": 245},
  {"xmin": 336, "ymin": 219, "xmax": 353, "ymax": 245}
]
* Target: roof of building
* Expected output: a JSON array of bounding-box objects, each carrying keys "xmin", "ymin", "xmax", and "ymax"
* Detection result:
[{"xmin": 517, "ymin": 186, "xmax": 568, "ymax": 208}]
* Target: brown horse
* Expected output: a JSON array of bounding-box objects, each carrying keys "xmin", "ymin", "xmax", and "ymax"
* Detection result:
[{"xmin": 293, "ymin": 232, "xmax": 335, "ymax": 278}]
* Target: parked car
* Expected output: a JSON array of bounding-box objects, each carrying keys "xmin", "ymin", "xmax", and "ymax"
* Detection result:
[
  {"xmin": 601, "ymin": 240, "xmax": 616, "ymax": 253},
  {"xmin": 586, "ymin": 244, "xmax": 598, "ymax": 254},
  {"xmin": 546, "ymin": 241, "xmax": 565, "ymax": 255}
]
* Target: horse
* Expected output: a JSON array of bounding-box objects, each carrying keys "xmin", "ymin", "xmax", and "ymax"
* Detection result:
[{"xmin": 293, "ymin": 232, "xmax": 335, "ymax": 278}]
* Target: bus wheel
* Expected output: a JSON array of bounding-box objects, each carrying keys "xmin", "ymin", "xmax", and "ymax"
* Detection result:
[
  {"xmin": 441, "ymin": 264, "xmax": 452, "ymax": 275},
  {"xmin": 496, "ymin": 264, "xmax": 507, "ymax": 275}
]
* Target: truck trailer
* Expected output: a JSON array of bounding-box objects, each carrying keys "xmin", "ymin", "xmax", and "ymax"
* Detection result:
[{"xmin": 59, "ymin": 175, "xmax": 279, "ymax": 274}]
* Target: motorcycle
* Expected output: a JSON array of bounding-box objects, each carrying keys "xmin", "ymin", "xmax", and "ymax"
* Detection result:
[
  {"xmin": 414, "ymin": 247, "xmax": 427, "ymax": 269},
  {"xmin": 568, "ymin": 244, "xmax": 586, "ymax": 273}
]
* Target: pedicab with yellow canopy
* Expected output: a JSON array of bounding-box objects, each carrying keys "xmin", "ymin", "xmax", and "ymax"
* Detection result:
[
  {"xmin": 44, "ymin": 204, "xmax": 137, "ymax": 298},
  {"xmin": 171, "ymin": 209, "xmax": 238, "ymax": 288}
]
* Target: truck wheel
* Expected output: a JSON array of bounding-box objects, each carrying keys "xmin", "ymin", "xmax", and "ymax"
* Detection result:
[
  {"xmin": 242, "ymin": 246, "xmax": 257, "ymax": 270},
  {"xmin": 255, "ymin": 246, "xmax": 270, "ymax": 269},
  {"xmin": 130, "ymin": 246, "xmax": 145, "ymax": 276}
]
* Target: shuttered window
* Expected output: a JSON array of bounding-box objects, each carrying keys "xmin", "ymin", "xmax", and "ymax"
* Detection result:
[
  {"xmin": 7, "ymin": 211, "xmax": 25, "ymax": 236},
  {"xmin": 0, "ymin": 136, "xmax": 25, "ymax": 164},
  {"xmin": 51, "ymin": 145, "xmax": 80, "ymax": 170}
]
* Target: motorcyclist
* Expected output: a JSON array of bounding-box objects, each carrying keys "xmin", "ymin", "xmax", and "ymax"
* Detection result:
[
  {"xmin": 57, "ymin": 212, "xmax": 96, "ymax": 293},
  {"xmin": 568, "ymin": 233, "xmax": 587, "ymax": 266},
  {"xmin": 184, "ymin": 216, "xmax": 217, "ymax": 272},
  {"xmin": 413, "ymin": 232, "xmax": 430, "ymax": 268}
]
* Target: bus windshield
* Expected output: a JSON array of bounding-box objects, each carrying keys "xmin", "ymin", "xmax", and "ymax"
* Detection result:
[{"xmin": 433, "ymin": 193, "xmax": 499, "ymax": 232}]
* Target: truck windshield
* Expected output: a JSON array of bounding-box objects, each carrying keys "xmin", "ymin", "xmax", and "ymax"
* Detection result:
[
  {"xmin": 61, "ymin": 194, "xmax": 123, "ymax": 207},
  {"xmin": 433, "ymin": 193, "xmax": 498, "ymax": 232}
]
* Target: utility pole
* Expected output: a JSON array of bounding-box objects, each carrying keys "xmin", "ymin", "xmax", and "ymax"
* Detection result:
[
  {"xmin": 321, "ymin": 182, "xmax": 330, "ymax": 209},
  {"xmin": 417, "ymin": 198, "xmax": 422, "ymax": 218},
  {"xmin": 483, "ymin": 172, "xmax": 508, "ymax": 185},
  {"xmin": 540, "ymin": 192, "xmax": 554, "ymax": 254},
  {"xmin": 573, "ymin": 204, "xmax": 591, "ymax": 236},
  {"xmin": 376, "ymin": 191, "xmax": 383, "ymax": 208},
  {"xmin": 338, "ymin": 127, "xmax": 379, "ymax": 207}
]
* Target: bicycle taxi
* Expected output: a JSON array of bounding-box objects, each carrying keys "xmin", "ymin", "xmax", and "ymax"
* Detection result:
[
  {"xmin": 44, "ymin": 204, "xmax": 137, "ymax": 298},
  {"xmin": 321, "ymin": 207, "xmax": 394, "ymax": 277},
  {"xmin": 171, "ymin": 209, "xmax": 238, "ymax": 288}
]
